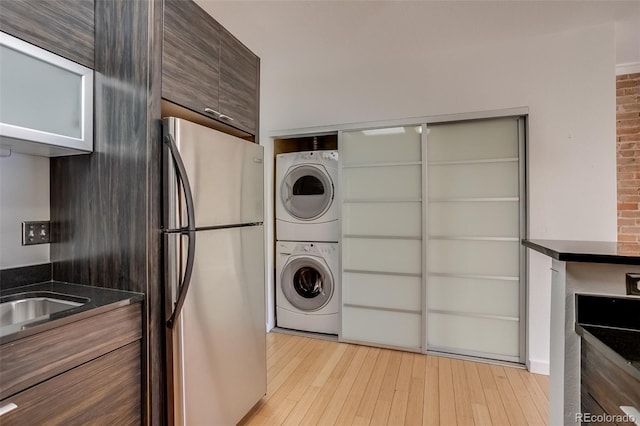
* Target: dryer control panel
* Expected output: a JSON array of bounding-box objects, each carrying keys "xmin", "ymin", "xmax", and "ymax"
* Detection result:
[{"xmin": 295, "ymin": 150, "xmax": 338, "ymax": 162}]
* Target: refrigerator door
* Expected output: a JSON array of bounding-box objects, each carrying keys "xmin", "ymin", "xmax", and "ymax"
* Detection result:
[
  {"xmin": 164, "ymin": 117, "xmax": 264, "ymax": 230},
  {"xmin": 168, "ymin": 225, "xmax": 266, "ymax": 426}
]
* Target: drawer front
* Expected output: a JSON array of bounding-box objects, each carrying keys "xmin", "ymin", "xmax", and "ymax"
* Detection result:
[
  {"xmin": 0, "ymin": 303, "xmax": 142, "ymax": 399},
  {"xmin": 581, "ymin": 339, "xmax": 640, "ymax": 424},
  {"xmin": 0, "ymin": 342, "xmax": 141, "ymax": 425}
]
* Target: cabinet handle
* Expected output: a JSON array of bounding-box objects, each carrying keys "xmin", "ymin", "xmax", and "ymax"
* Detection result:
[
  {"xmin": 0, "ymin": 403, "xmax": 18, "ymax": 416},
  {"xmin": 218, "ymin": 114, "xmax": 234, "ymax": 121},
  {"xmin": 203, "ymin": 107, "xmax": 221, "ymax": 117},
  {"xmin": 620, "ymin": 406, "xmax": 639, "ymax": 426}
]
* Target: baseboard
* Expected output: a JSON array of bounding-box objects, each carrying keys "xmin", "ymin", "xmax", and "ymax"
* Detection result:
[{"xmin": 528, "ymin": 358, "xmax": 550, "ymax": 375}]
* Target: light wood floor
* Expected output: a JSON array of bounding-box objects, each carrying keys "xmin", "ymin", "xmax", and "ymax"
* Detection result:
[{"xmin": 241, "ymin": 332, "xmax": 549, "ymax": 426}]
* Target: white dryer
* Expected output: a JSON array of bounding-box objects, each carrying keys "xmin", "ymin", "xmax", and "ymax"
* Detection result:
[
  {"xmin": 275, "ymin": 150, "xmax": 339, "ymax": 242},
  {"xmin": 276, "ymin": 241, "xmax": 340, "ymax": 335}
]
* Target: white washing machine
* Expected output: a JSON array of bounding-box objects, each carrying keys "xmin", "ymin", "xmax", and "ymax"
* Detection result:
[
  {"xmin": 276, "ymin": 241, "xmax": 340, "ymax": 334},
  {"xmin": 275, "ymin": 150, "xmax": 339, "ymax": 242}
]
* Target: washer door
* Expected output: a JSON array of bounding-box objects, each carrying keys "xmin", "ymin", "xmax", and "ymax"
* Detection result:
[
  {"xmin": 281, "ymin": 255, "xmax": 334, "ymax": 312},
  {"xmin": 280, "ymin": 164, "xmax": 333, "ymax": 220}
]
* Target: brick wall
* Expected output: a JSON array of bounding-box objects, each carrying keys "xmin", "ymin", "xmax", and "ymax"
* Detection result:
[{"xmin": 616, "ymin": 73, "xmax": 640, "ymax": 242}]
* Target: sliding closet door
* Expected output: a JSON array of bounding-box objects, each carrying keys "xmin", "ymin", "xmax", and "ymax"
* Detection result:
[
  {"xmin": 339, "ymin": 126, "xmax": 424, "ymax": 350},
  {"xmin": 426, "ymin": 117, "xmax": 525, "ymax": 362}
]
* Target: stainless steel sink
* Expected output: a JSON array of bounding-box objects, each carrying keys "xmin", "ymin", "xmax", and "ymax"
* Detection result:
[{"xmin": 0, "ymin": 292, "xmax": 89, "ymax": 334}]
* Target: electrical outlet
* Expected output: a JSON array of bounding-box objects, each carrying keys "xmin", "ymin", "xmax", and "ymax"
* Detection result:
[
  {"xmin": 626, "ymin": 273, "xmax": 640, "ymax": 296},
  {"xmin": 22, "ymin": 221, "xmax": 51, "ymax": 245}
]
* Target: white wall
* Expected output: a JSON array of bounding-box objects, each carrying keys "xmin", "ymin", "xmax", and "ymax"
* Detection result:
[{"xmin": 0, "ymin": 153, "xmax": 50, "ymax": 269}]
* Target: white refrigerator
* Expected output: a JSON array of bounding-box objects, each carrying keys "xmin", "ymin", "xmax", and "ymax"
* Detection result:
[{"xmin": 163, "ymin": 117, "xmax": 265, "ymax": 425}]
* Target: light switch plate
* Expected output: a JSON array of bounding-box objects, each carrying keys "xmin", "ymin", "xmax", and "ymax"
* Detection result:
[
  {"xmin": 22, "ymin": 221, "xmax": 51, "ymax": 245},
  {"xmin": 626, "ymin": 273, "xmax": 640, "ymax": 296}
]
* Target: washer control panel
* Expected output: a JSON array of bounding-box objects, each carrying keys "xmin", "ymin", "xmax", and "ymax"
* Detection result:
[{"xmin": 295, "ymin": 150, "xmax": 338, "ymax": 162}]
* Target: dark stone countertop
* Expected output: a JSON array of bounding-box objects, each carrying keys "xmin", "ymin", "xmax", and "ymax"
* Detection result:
[
  {"xmin": 0, "ymin": 281, "xmax": 144, "ymax": 344},
  {"xmin": 522, "ymin": 239, "xmax": 640, "ymax": 265}
]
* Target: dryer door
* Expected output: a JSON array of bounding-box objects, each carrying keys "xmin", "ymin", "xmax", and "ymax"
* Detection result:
[
  {"xmin": 281, "ymin": 255, "xmax": 334, "ymax": 312},
  {"xmin": 280, "ymin": 164, "xmax": 334, "ymax": 220}
]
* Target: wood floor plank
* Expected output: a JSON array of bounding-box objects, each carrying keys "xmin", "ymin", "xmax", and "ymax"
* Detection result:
[
  {"xmin": 490, "ymin": 365, "xmax": 528, "ymax": 426},
  {"xmin": 282, "ymin": 343, "xmax": 348, "ymax": 425},
  {"xmin": 317, "ymin": 345, "xmax": 370, "ymax": 424},
  {"xmin": 476, "ymin": 363, "xmax": 510, "ymax": 426},
  {"xmin": 388, "ymin": 352, "xmax": 415, "ymax": 425},
  {"xmin": 504, "ymin": 367, "xmax": 545, "ymax": 425},
  {"xmin": 438, "ymin": 357, "xmax": 457, "ymax": 426},
  {"xmin": 406, "ymin": 354, "xmax": 426, "ymax": 425},
  {"xmin": 463, "ymin": 361, "xmax": 492, "ymax": 426},
  {"xmin": 353, "ymin": 349, "xmax": 391, "ymax": 425},
  {"xmin": 534, "ymin": 372, "xmax": 549, "ymax": 399},
  {"xmin": 423, "ymin": 356, "xmax": 439, "ymax": 426},
  {"xmin": 335, "ymin": 347, "xmax": 380, "ymax": 425},
  {"xmin": 518, "ymin": 370, "xmax": 549, "ymax": 423},
  {"xmin": 370, "ymin": 350, "xmax": 403, "ymax": 425},
  {"xmin": 451, "ymin": 359, "xmax": 474, "ymax": 426},
  {"xmin": 256, "ymin": 338, "xmax": 326, "ymax": 420},
  {"xmin": 300, "ymin": 344, "xmax": 359, "ymax": 425},
  {"xmin": 244, "ymin": 334, "xmax": 549, "ymax": 426}
]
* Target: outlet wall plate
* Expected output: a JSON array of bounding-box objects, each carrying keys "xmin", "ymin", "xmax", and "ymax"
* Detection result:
[
  {"xmin": 625, "ymin": 273, "xmax": 640, "ymax": 296},
  {"xmin": 22, "ymin": 221, "xmax": 51, "ymax": 245}
]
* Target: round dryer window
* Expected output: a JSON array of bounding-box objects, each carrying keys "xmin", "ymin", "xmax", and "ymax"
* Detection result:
[
  {"xmin": 280, "ymin": 164, "xmax": 334, "ymax": 220},
  {"xmin": 281, "ymin": 256, "xmax": 334, "ymax": 312}
]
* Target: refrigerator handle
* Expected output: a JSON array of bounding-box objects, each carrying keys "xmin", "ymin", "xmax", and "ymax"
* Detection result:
[{"xmin": 164, "ymin": 133, "xmax": 197, "ymax": 329}]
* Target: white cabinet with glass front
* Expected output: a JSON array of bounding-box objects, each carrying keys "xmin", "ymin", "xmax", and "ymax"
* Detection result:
[{"xmin": 0, "ymin": 32, "xmax": 93, "ymax": 157}]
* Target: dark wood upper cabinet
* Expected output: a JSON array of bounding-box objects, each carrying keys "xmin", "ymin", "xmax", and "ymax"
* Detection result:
[
  {"xmin": 219, "ymin": 27, "xmax": 259, "ymax": 135},
  {"xmin": 0, "ymin": 0, "xmax": 94, "ymax": 69},
  {"xmin": 162, "ymin": 0, "xmax": 220, "ymax": 117},
  {"xmin": 162, "ymin": 0, "xmax": 259, "ymax": 136}
]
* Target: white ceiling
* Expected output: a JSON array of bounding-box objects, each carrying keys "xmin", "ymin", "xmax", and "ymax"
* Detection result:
[{"xmin": 196, "ymin": 0, "xmax": 640, "ymax": 66}]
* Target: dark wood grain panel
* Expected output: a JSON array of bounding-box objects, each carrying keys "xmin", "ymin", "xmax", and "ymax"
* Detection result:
[
  {"xmin": 0, "ymin": 303, "xmax": 141, "ymax": 400},
  {"xmin": 146, "ymin": 0, "xmax": 165, "ymax": 424},
  {"xmin": 162, "ymin": 0, "xmax": 220, "ymax": 117},
  {"xmin": 50, "ymin": 0, "xmax": 164, "ymax": 423},
  {"xmin": 219, "ymin": 26, "xmax": 259, "ymax": 135},
  {"xmin": 0, "ymin": 341, "xmax": 141, "ymax": 425},
  {"xmin": 0, "ymin": 0, "xmax": 94, "ymax": 68},
  {"xmin": 581, "ymin": 338, "xmax": 640, "ymax": 424}
]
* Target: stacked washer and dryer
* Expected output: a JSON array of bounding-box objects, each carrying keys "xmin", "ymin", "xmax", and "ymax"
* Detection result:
[{"xmin": 275, "ymin": 150, "xmax": 340, "ymax": 335}]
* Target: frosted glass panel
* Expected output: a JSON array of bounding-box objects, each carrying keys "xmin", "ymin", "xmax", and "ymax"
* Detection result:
[
  {"xmin": 341, "ymin": 126, "xmax": 421, "ymax": 164},
  {"xmin": 343, "ymin": 202, "xmax": 421, "ymax": 237},
  {"xmin": 429, "ymin": 201, "xmax": 519, "ymax": 238},
  {"xmin": 428, "ymin": 162, "xmax": 519, "ymax": 199},
  {"xmin": 344, "ymin": 238, "xmax": 421, "ymax": 274},
  {"xmin": 427, "ymin": 118, "xmax": 518, "ymax": 162},
  {"xmin": 343, "ymin": 165, "xmax": 421, "ymax": 200},
  {"xmin": 342, "ymin": 306, "xmax": 421, "ymax": 348},
  {"xmin": 0, "ymin": 45, "xmax": 82, "ymax": 138},
  {"xmin": 428, "ymin": 313, "xmax": 519, "ymax": 358},
  {"xmin": 427, "ymin": 276, "xmax": 519, "ymax": 317},
  {"xmin": 428, "ymin": 240, "xmax": 519, "ymax": 277},
  {"xmin": 343, "ymin": 272, "xmax": 421, "ymax": 311}
]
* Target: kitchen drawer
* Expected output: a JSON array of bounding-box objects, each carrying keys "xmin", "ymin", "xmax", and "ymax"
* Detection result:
[
  {"xmin": 0, "ymin": 341, "xmax": 141, "ymax": 425},
  {"xmin": 581, "ymin": 337, "xmax": 640, "ymax": 425},
  {"xmin": 0, "ymin": 303, "xmax": 142, "ymax": 400}
]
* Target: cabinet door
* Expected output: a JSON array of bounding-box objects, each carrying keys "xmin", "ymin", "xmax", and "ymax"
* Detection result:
[
  {"xmin": 0, "ymin": 0, "xmax": 94, "ymax": 69},
  {"xmin": 219, "ymin": 27, "xmax": 259, "ymax": 135},
  {"xmin": 0, "ymin": 342, "xmax": 141, "ymax": 425},
  {"xmin": 162, "ymin": 0, "xmax": 220, "ymax": 117}
]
